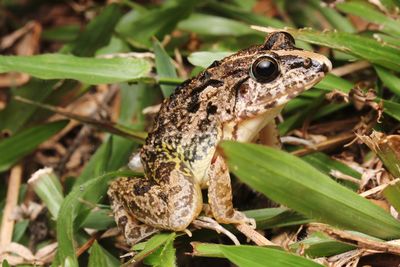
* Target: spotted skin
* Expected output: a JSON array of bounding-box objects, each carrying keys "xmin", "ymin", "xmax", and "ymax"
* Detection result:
[{"xmin": 108, "ymin": 32, "xmax": 331, "ymax": 245}]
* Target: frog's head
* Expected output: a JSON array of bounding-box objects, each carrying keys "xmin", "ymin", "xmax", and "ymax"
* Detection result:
[{"xmin": 231, "ymin": 31, "xmax": 332, "ymax": 118}]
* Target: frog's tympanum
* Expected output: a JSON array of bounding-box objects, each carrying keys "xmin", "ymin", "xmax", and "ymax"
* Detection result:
[{"xmin": 108, "ymin": 32, "xmax": 332, "ymax": 245}]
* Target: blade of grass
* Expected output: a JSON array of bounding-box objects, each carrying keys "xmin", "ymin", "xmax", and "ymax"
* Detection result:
[
  {"xmin": 308, "ymin": 0, "xmax": 355, "ymax": 33},
  {"xmin": 302, "ymin": 152, "xmax": 361, "ymax": 189},
  {"xmin": 88, "ymin": 241, "xmax": 108, "ymax": 267},
  {"xmin": 12, "ymin": 220, "xmax": 29, "ymax": 243},
  {"xmin": 42, "ymin": 25, "xmax": 80, "ymax": 42},
  {"xmin": 80, "ymin": 209, "xmax": 115, "ymax": 230},
  {"xmin": 383, "ymin": 180, "xmax": 400, "ymax": 214},
  {"xmin": 382, "ymin": 99, "xmax": 400, "ymax": 122},
  {"xmin": 188, "ymin": 51, "xmax": 233, "ymax": 68},
  {"xmin": 276, "ymin": 28, "xmax": 400, "ymax": 71},
  {"xmin": 290, "ymin": 232, "xmax": 355, "ymax": 258},
  {"xmin": 178, "ymin": 13, "xmax": 258, "ymax": 36},
  {"xmin": 0, "ymin": 79, "xmax": 59, "ymax": 133},
  {"xmin": 142, "ymin": 233, "xmax": 177, "ymax": 267},
  {"xmin": 220, "ymin": 245, "xmax": 324, "ymax": 267},
  {"xmin": 314, "ymin": 74, "xmax": 354, "ymax": 93},
  {"xmin": 153, "ymin": 38, "xmax": 178, "ymax": 97},
  {"xmin": 375, "ymin": 66, "xmax": 400, "ymax": 97},
  {"xmin": 336, "ymin": 1, "xmax": 400, "ymax": 37},
  {"xmin": 0, "ymin": 4, "xmax": 122, "ymax": 133},
  {"xmin": 244, "ymin": 207, "xmax": 310, "ymax": 229},
  {"xmin": 55, "ymin": 170, "xmax": 136, "ymax": 267},
  {"xmin": 0, "ymin": 120, "xmax": 68, "ymax": 172},
  {"xmin": 68, "ymin": 4, "xmax": 122, "ymax": 56},
  {"xmin": 205, "ymin": 1, "xmax": 286, "ymax": 28},
  {"xmin": 132, "ymin": 233, "xmax": 176, "ymax": 263},
  {"xmin": 219, "ymin": 141, "xmax": 400, "ymax": 240},
  {"xmin": 0, "ymin": 54, "xmax": 151, "ymax": 85},
  {"xmin": 28, "ymin": 168, "xmax": 64, "ymax": 219},
  {"xmin": 116, "ymin": 1, "xmax": 198, "ymax": 48},
  {"xmin": 192, "ymin": 243, "xmax": 323, "ymax": 267},
  {"xmin": 88, "ymin": 241, "xmax": 119, "ymax": 267}
]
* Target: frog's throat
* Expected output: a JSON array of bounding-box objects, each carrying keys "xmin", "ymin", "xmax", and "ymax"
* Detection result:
[{"xmin": 223, "ymin": 105, "xmax": 284, "ymax": 143}]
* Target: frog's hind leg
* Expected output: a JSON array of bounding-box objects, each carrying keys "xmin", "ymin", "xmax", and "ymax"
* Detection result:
[
  {"xmin": 207, "ymin": 155, "xmax": 255, "ymax": 227},
  {"xmin": 108, "ymin": 167, "xmax": 203, "ymax": 233},
  {"xmin": 108, "ymin": 194, "xmax": 159, "ymax": 245}
]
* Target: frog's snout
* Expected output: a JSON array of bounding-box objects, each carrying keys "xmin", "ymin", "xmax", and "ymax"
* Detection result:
[{"xmin": 317, "ymin": 55, "xmax": 332, "ymax": 74}]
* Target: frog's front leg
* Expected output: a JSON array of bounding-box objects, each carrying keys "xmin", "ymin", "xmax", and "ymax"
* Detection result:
[
  {"xmin": 258, "ymin": 119, "xmax": 281, "ymax": 148},
  {"xmin": 108, "ymin": 161, "xmax": 203, "ymax": 236},
  {"xmin": 207, "ymin": 155, "xmax": 256, "ymax": 227}
]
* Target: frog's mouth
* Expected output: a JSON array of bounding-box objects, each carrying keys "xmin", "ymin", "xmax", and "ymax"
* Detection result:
[{"xmin": 264, "ymin": 71, "xmax": 327, "ymax": 108}]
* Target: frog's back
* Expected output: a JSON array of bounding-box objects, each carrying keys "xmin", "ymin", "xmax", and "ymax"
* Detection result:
[{"xmin": 141, "ymin": 72, "xmax": 230, "ymax": 182}]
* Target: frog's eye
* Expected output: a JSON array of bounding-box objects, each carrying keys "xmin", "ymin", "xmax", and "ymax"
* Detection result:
[{"xmin": 250, "ymin": 56, "xmax": 280, "ymax": 83}]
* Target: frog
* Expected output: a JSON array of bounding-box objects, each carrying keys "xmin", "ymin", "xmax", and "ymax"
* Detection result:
[{"xmin": 108, "ymin": 31, "xmax": 332, "ymax": 245}]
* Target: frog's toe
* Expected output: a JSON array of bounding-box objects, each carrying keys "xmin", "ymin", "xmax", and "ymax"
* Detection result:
[{"xmin": 244, "ymin": 217, "xmax": 256, "ymax": 229}]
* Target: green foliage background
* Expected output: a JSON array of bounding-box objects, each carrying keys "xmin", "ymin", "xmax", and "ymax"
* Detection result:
[{"xmin": 1, "ymin": 0, "xmax": 400, "ymax": 266}]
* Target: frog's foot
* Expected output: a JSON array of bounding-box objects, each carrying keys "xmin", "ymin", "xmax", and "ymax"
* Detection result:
[
  {"xmin": 108, "ymin": 196, "xmax": 159, "ymax": 245},
  {"xmin": 235, "ymin": 223, "xmax": 276, "ymax": 247},
  {"xmin": 192, "ymin": 216, "xmax": 240, "ymax": 245}
]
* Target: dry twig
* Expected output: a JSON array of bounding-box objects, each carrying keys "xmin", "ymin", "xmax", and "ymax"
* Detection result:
[{"xmin": 0, "ymin": 165, "xmax": 23, "ymax": 247}]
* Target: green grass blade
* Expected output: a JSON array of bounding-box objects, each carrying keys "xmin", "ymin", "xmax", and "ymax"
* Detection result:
[
  {"xmin": 117, "ymin": 1, "xmax": 198, "ymax": 48},
  {"xmin": 314, "ymin": 74, "xmax": 354, "ymax": 93},
  {"xmin": 308, "ymin": 0, "xmax": 355, "ymax": 33},
  {"xmin": 375, "ymin": 66, "xmax": 400, "ymax": 97},
  {"xmin": 153, "ymin": 38, "xmax": 178, "ymax": 97},
  {"xmin": 383, "ymin": 181, "xmax": 400, "ymax": 214},
  {"xmin": 336, "ymin": 1, "xmax": 400, "ymax": 36},
  {"xmin": 133, "ymin": 233, "xmax": 176, "ymax": 263},
  {"xmin": 69, "ymin": 4, "xmax": 122, "ymax": 56},
  {"xmin": 55, "ymin": 170, "xmax": 135, "ymax": 266},
  {"xmin": 28, "ymin": 168, "xmax": 64, "ymax": 219},
  {"xmin": 188, "ymin": 51, "xmax": 233, "ymax": 68},
  {"xmin": 142, "ymin": 233, "xmax": 177, "ymax": 267},
  {"xmin": 0, "ymin": 79, "xmax": 59, "ymax": 133},
  {"xmin": 0, "ymin": 54, "xmax": 151, "ymax": 85},
  {"xmin": 42, "ymin": 25, "xmax": 80, "ymax": 42},
  {"xmin": 219, "ymin": 141, "xmax": 400, "ymax": 239},
  {"xmin": 192, "ymin": 243, "xmax": 323, "ymax": 266},
  {"xmin": 80, "ymin": 209, "xmax": 115, "ymax": 230},
  {"xmin": 206, "ymin": 1, "xmax": 286, "ymax": 28},
  {"xmin": 302, "ymin": 152, "xmax": 361, "ymax": 189},
  {"xmin": 382, "ymin": 99, "xmax": 400, "ymax": 122},
  {"xmin": 0, "ymin": 120, "xmax": 68, "ymax": 172},
  {"xmin": 290, "ymin": 232, "xmax": 355, "ymax": 257},
  {"xmin": 286, "ymin": 28, "xmax": 400, "ymax": 71},
  {"xmin": 244, "ymin": 207, "xmax": 310, "ymax": 229},
  {"xmin": 88, "ymin": 241, "xmax": 109, "ymax": 267},
  {"xmin": 179, "ymin": 13, "xmax": 257, "ymax": 36},
  {"xmin": 12, "ymin": 220, "xmax": 29, "ymax": 243},
  {"xmin": 0, "ymin": 4, "xmax": 121, "ymax": 133}
]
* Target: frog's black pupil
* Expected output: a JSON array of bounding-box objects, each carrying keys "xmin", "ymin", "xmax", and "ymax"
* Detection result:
[{"xmin": 251, "ymin": 57, "xmax": 279, "ymax": 82}]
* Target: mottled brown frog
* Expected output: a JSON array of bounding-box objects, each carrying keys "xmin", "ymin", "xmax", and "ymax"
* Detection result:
[{"xmin": 108, "ymin": 32, "xmax": 331, "ymax": 245}]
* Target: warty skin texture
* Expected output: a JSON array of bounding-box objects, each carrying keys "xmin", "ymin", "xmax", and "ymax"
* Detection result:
[{"xmin": 108, "ymin": 31, "xmax": 332, "ymax": 245}]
